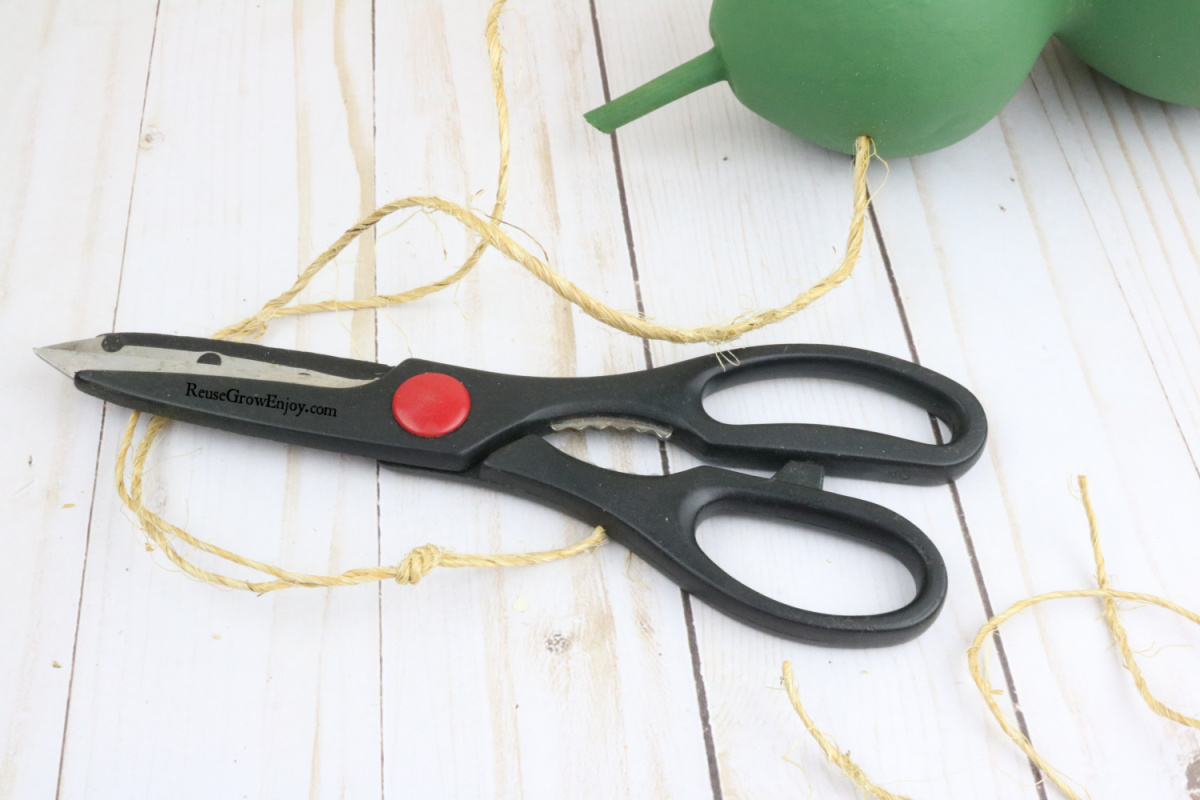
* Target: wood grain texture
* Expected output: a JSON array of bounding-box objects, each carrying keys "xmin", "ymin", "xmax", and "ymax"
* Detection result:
[
  {"xmin": 2, "ymin": 1, "xmax": 1199, "ymax": 799},
  {"xmin": 591, "ymin": 2, "xmax": 1043, "ymax": 797},
  {"xmin": 0, "ymin": 2, "xmax": 159, "ymax": 798},
  {"xmin": 872, "ymin": 44, "xmax": 1200, "ymax": 798},
  {"xmin": 54, "ymin": 2, "xmax": 383, "ymax": 797},
  {"xmin": 372, "ymin": 1, "xmax": 712, "ymax": 795}
]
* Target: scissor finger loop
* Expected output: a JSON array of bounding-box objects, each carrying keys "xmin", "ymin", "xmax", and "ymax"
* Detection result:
[{"xmin": 38, "ymin": 334, "xmax": 987, "ymax": 646}]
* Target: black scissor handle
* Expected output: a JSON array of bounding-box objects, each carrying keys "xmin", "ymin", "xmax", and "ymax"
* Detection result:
[
  {"xmin": 627, "ymin": 344, "xmax": 987, "ymax": 484},
  {"xmin": 83, "ymin": 336, "xmax": 984, "ymax": 485},
  {"xmin": 473, "ymin": 436, "xmax": 948, "ymax": 647}
]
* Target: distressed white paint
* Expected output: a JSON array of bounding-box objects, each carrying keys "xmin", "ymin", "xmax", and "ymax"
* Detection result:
[
  {"xmin": 0, "ymin": 2, "xmax": 160, "ymax": 798},
  {"xmin": 1, "ymin": 1, "xmax": 1198, "ymax": 799}
]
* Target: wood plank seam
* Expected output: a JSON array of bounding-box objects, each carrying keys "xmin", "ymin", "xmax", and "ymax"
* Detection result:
[
  {"xmin": 366, "ymin": 1, "xmax": 385, "ymax": 793},
  {"xmin": 52, "ymin": 3, "xmax": 164, "ymax": 797},
  {"xmin": 869, "ymin": 199, "xmax": 1051, "ymax": 800},
  {"xmin": 586, "ymin": 0, "xmax": 654, "ymax": 375},
  {"xmin": 586, "ymin": 1, "xmax": 724, "ymax": 797},
  {"xmin": 1028, "ymin": 49, "xmax": 1200, "ymax": 485},
  {"xmin": 51, "ymin": 405, "xmax": 109, "ymax": 800}
]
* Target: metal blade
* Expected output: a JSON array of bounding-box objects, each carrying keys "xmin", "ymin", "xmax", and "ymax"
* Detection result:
[
  {"xmin": 549, "ymin": 416, "xmax": 672, "ymax": 440},
  {"xmin": 34, "ymin": 336, "xmax": 375, "ymax": 389}
]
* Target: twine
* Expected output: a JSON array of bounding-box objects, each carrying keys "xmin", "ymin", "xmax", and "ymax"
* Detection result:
[
  {"xmin": 114, "ymin": 409, "xmax": 605, "ymax": 591},
  {"xmin": 114, "ymin": 0, "xmax": 875, "ymax": 592},
  {"xmin": 782, "ymin": 660, "xmax": 914, "ymax": 800},
  {"xmin": 967, "ymin": 476, "xmax": 1200, "ymax": 799},
  {"xmin": 213, "ymin": 0, "xmax": 878, "ymax": 347},
  {"xmin": 782, "ymin": 476, "xmax": 1200, "ymax": 799}
]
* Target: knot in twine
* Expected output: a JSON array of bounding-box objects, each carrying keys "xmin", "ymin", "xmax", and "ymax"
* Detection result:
[
  {"xmin": 387, "ymin": 528, "xmax": 610, "ymax": 588},
  {"xmin": 114, "ymin": 409, "xmax": 608, "ymax": 594},
  {"xmin": 781, "ymin": 476, "xmax": 1200, "ymax": 800},
  {"xmin": 394, "ymin": 544, "xmax": 446, "ymax": 585}
]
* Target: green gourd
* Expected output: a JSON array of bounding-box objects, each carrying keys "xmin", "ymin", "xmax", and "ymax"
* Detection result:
[{"xmin": 585, "ymin": 0, "xmax": 1200, "ymax": 158}]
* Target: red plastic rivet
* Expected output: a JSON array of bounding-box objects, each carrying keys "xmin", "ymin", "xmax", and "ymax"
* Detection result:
[{"xmin": 391, "ymin": 373, "xmax": 471, "ymax": 437}]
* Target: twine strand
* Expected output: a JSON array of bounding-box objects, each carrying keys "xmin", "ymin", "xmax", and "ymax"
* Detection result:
[
  {"xmin": 781, "ymin": 660, "xmax": 913, "ymax": 800},
  {"xmin": 116, "ymin": 407, "xmax": 607, "ymax": 593},
  {"xmin": 216, "ymin": 0, "xmax": 510, "ymax": 345},
  {"xmin": 782, "ymin": 476, "xmax": 1199, "ymax": 799},
  {"xmin": 967, "ymin": 476, "xmax": 1200, "ymax": 799},
  {"xmin": 209, "ymin": 0, "xmax": 875, "ymax": 346},
  {"xmin": 215, "ymin": 140, "xmax": 873, "ymax": 346},
  {"xmin": 115, "ymin": 0, "xmax": 874, "ymax": 592}
]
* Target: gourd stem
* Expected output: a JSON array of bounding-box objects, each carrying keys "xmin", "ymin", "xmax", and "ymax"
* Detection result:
[{"xmin": 585, "ymin": 48, "xmax": 726, "ymax": 133}]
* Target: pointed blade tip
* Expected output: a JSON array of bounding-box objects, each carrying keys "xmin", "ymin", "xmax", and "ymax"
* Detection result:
[
  {"xmin": 33, "ymin": 337, "xmax": 105, "ymax": 379},
  {"xmin": 33, "ymin": 344, "xmax": 79, "ymax": 379}
]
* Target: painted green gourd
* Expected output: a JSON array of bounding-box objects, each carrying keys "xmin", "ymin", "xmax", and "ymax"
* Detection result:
[{"xmin": 585, "ymin": 0, "xmax": 1200, "ymax": 158}]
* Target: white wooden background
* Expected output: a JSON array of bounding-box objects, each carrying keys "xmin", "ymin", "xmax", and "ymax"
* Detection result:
[{"xmin": 3, "ymin": 1, "xmax": 1199, "ymax": 798}]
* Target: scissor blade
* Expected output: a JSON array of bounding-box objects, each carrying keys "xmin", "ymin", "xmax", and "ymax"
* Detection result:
[
  {"xmin": 35, "ymin": 335, "xmax": 376, "ymax": 389},
  {"xmin": 33, "ymin": 331, "xmax": 469, "ymax": 470}
]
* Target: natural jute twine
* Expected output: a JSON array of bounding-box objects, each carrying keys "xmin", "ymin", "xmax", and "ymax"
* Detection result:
[
  {"xmin": 782, "ymin": 658, "xmax": 914, "ymax": 800},
  {"xmin": 214, "ymin": 0, "xmax": 877, "ymax": 347},
  {"xmin": 782, "ymin": 476, "xmax": 1200, "ymax": 800},
  {"xmin": 115, "ymin": 0, "xmax": 876, "ymax": 592}
]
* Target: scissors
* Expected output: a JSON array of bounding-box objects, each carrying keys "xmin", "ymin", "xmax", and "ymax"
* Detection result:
[{"xmin": 36, "ymin": 332, "xmax": 987, "ymax": 647}]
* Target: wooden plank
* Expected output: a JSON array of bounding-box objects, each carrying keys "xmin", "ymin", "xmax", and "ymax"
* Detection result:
[
  {"xmin": 0, "ymin": 3, "xmax": 159, "ymax": 798},
  {"xmin": 6, "ymin": 1, "xmax": 1198, "ymax": 797},
  {"xmin": 371, "ymin": 1, "xmax": 713, "ymax": 796},
  {"xmin": 871, "ymin": 44, "xmax": 1200, "ymax": 798},
  {"xmin": 1029, "ymin": 40, "xmax": 1200, "ymax": 472},
  {"xmin": 54, "ymin": 2, "xmax": 384, "ymax": 797},
  {"xmin": 590, "ymin": 2, "xmax": 1044, "ymax": 797}
]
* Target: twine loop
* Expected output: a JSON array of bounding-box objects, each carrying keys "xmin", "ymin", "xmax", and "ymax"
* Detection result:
[
  {"xmin": 782, "ymin": 476, "xmax": 1199, "ymax": 800},
  {"xmin": 114, "ymin": 0, "xmax": 876, "ymax": 595}
]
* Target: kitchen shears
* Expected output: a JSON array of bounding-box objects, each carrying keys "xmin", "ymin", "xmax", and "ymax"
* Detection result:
[{"xmin": 36, "ymin": 333, "xmax": 987, "ymax": 647}]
